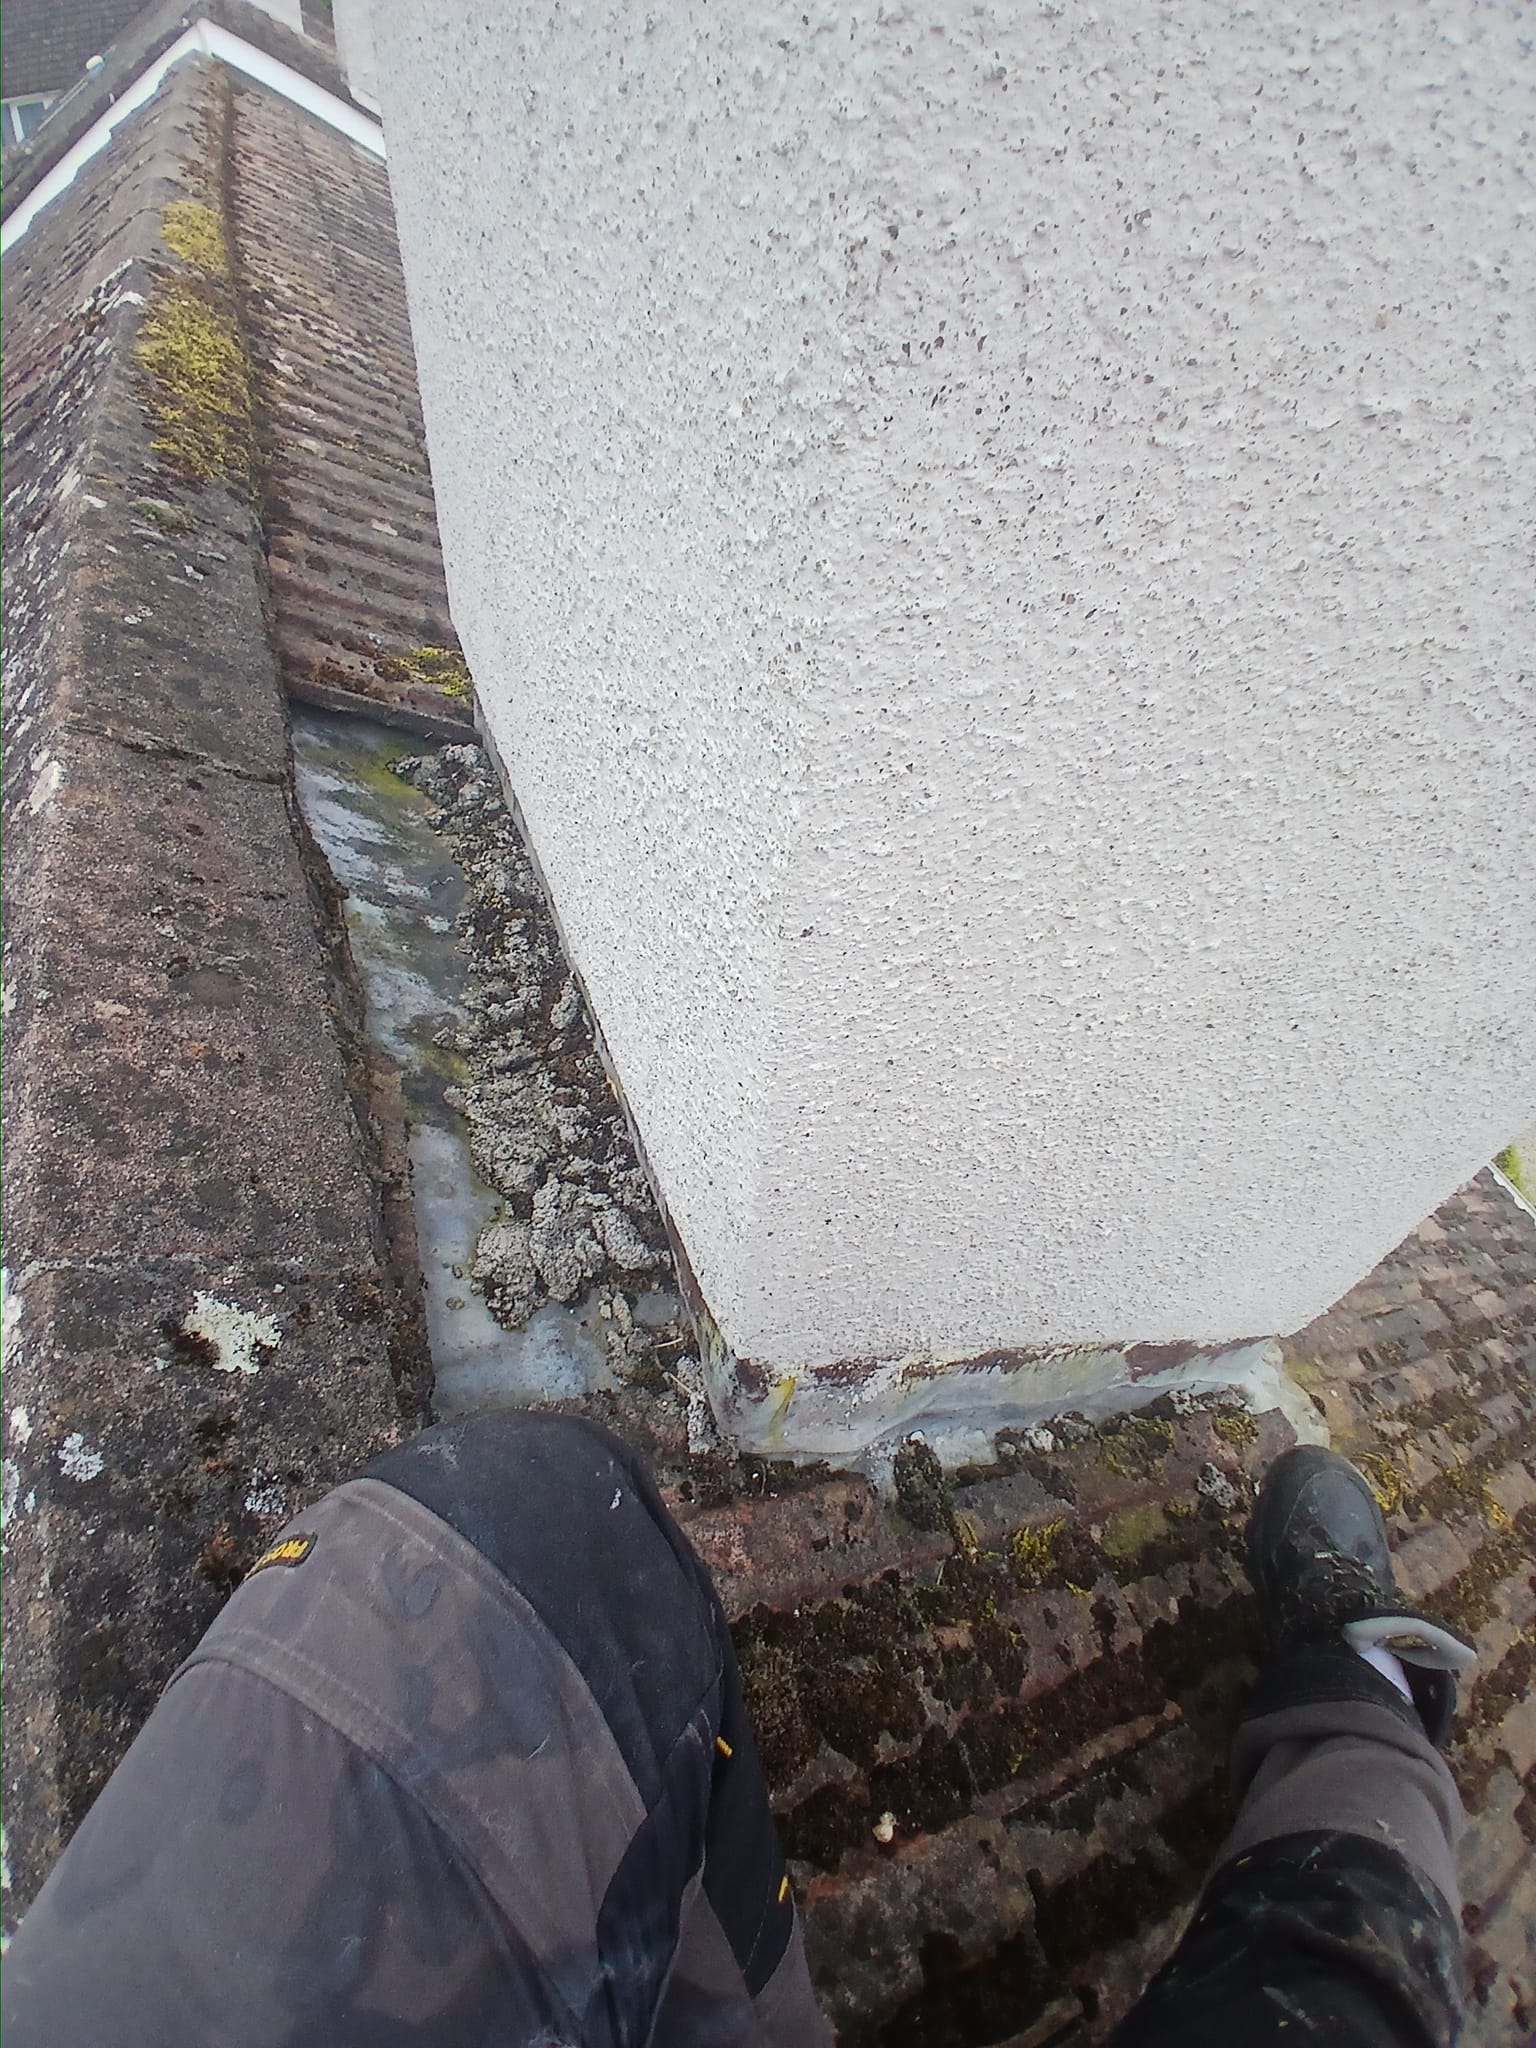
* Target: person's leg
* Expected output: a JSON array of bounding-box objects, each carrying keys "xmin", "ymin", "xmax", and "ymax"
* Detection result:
[
  {"xmin": 364, "ymin": 1411, "xmax": 828, "ymax": 2047},
  {"xmin": 1107, "ymin": 1449, "xmax": 1472, "ymax": 2048},
  {"xmin": 2, "ymin": 1410, "xmax": 830, "ymax": 2048}
]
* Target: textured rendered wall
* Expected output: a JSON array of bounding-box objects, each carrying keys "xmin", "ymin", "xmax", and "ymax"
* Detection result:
[{"xmin": 375, "ymin": 3, "xmax": 1535, "ymax": 1401}]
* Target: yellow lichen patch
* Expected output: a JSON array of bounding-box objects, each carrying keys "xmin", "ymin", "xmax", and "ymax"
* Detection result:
[
  {"xmin": 1354, "ymin": 1452, "xmax": 1406, "ymax": 1517},
  {"xmin": 161, "ymin": 199, "xmax": 230, "ymax": 278},
  {"xmin": 1009, "ymin": 1517, "xmax": 1063, "ymax": 1588},
  {"xmin": 952, "ymin": 1509, "xmax": 983, "ymax": 1559},
  {"xmin": 379, "ymin": 645, "xmax": 474, "ymax": 703},
  {"xmin": 1101, "ymin": 1502, "xmax": 1171, "ymax": 1562},
  {"xmin": 1212, "ymin": 1408, "xmax": 1259, "ymax": 1451},
  {"xmin": 134, "ymin": 282, "xmax": 253, "ymax": 484},
  {"xmin": 1482, "ymin": 1488, "xmax": 1513, "ymax": 1533}
]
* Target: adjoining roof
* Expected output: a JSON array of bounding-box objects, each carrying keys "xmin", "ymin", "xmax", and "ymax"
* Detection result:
[
  {"xmin": 1, "ymin": 0, "xmax": 363, "ymax": 229},
  {"xmin": 2, "ymin": 17, "xmax": 1532, "ymax": 2044},
  {"xmin": 1, "ymin": 0, "xmax": 152, "ymax": 98}
]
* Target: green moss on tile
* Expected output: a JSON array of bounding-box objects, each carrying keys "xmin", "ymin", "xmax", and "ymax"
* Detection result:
[
  {"xmin": 378, "ymin": 645, "xmax": 474, "ymax": 703},
  {"xmin": 130, "ymin": 495, "xmax": 197, "ymax": 533},
  {"xmin": 893, "ymin": 1439, "xmax": 953, "ymax": 1533},
  {"xmin": 161, "ymin": 198, "xmax": 230, "ymax": 279},
  {"xmin": 1098, "ymin": 1412, "xmax": 1176, "ymax": 1480},
  {"xmin": 135, "ymin": 281, "xmax": 253, "ymax": 484},
  {"xmin": 1009, "ymin": 1517, "xmax": 1064, "ymax": 1588}
]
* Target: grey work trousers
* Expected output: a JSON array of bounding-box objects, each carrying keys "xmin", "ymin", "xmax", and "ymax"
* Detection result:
[{"xmin": 4, "ymin": 1412, "xmax": 1466, "ymax": 2046}]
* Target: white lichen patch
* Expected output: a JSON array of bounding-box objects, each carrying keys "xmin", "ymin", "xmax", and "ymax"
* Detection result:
[
  {"xmin": 184, "ymin": 1292, "xmax": 281, "ymax": 1375},
  {"xmin": 1, "ymin": 1269, "xmax": 23, "ymax": 1361},
  {"xmin": 59, "ymin": 1433, "xmax": 105, "ymax": 1482},
  {"xmin": 1, "ymin": 983, "xmax": 15, "ymax": 1018},
  {"xmin": 673, "ymin": 1352, "xmax": 718, "ymax": 1455},
  {"xmin": 244, "ymin": 1482, "xmax": 287, "ymax": 1517},
  {"xmin": 2, "ymin": 1459, "xmax": 20, "ymax": 1527},
  {"xmin": 1196, "ymin": 1463, "xmax": 1241, "ymax": 1512},
  {"xmin": 10, "ymin": 1407, "xmax": 32, "ymax": 1444},
  {"xmin": 25, "ymin": 756, "xmax": 63, "ymax": 815}
]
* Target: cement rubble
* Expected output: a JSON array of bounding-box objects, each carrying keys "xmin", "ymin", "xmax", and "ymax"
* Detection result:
[{"xmin": 394, "ymin": 743, "xmax": 683, "ymax": 1377}]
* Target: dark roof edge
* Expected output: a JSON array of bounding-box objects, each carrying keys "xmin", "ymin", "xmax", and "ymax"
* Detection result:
[{"xmin": 2, "ymin": 0, "xmax": 363, "ymax": 220}]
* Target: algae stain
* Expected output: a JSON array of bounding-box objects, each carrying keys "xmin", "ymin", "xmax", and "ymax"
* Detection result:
[
  {"xmin": 402, "ymin": 1018, "xmax": 472, "ymax": 1089},
  {"xmin": 1495, "ymin": 1143, "xmax": 1532, "ymax": 1204},
  {"xmin": 763, "ymin": 1374, "xmax": 799, "ymax": 1443},
  {"xmin": 1100, "ymin": 1502, "xmax": 1172, "ymax": 1562},
  {"xmin": 342, "ymin": 745, "xmax": 420, "ymax": 802}
]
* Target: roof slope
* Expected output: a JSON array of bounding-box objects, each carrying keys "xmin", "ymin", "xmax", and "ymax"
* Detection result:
[
  {"xmin": 226, "ymin": 73, "xmax": 469, "ymax": 733},
  {"xmin": 1, "ymin": 35, "xmax": 1531, "ymax": 2045},
  {"xmin": 1, "ymin": 55, "xmax": 422, "ymax": 1915},
  {"xmin": 1, "ymin": 0, "xmax": 151, "ymax": 97}
]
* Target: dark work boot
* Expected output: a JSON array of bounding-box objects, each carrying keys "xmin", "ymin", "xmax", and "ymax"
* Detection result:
[{"xmin": 1247, "ymin": 1444, "xmax": 1475, "ymax": 1745}]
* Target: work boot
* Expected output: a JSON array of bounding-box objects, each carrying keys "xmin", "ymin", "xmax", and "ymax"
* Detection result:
[{"xmin": 1246, "ymin": 1444, "xmax": 1475, "ymax": 1745}]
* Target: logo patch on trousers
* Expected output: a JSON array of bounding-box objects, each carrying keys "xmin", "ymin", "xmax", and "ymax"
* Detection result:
[{"xmin": 248, "ymin": 1533, "xmax": 315, "ymax": 1575}]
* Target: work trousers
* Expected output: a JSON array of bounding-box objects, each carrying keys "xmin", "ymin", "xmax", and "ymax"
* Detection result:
[{"xmin": 3, "ymin": 1412, "xmax": 1465, "ymax": 2046}]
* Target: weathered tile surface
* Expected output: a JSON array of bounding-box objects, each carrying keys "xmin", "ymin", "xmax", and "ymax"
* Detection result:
[
  {"xmin": 1, "ymin": 60, "xmax": 421, "ymax": 1925},
  {"xmin": 227, "ymin": 77, "xmax": 474, "ymax": 734}
]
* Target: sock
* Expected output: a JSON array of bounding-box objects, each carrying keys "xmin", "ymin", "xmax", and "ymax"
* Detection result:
[{"xmin": 1353, "ymin": 1639, "xmax": 1414, "ymax": 1703}]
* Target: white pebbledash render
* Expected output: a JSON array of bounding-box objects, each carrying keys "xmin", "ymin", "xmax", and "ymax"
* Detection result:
[{"xmin": 366, "ymin": 3, "xmax": 1535, "ymax": 1456}]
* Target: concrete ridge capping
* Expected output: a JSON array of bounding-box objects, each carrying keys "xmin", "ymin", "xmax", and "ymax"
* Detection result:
[{"xmin": 0, "ymin": 20, "xmax": 383, "ymax": 257}]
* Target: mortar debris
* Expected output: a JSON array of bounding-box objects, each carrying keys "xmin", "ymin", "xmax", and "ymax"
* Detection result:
[{"xmin": 393, "ymin": 744, "xmax": 684, "ymax": 1388}]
